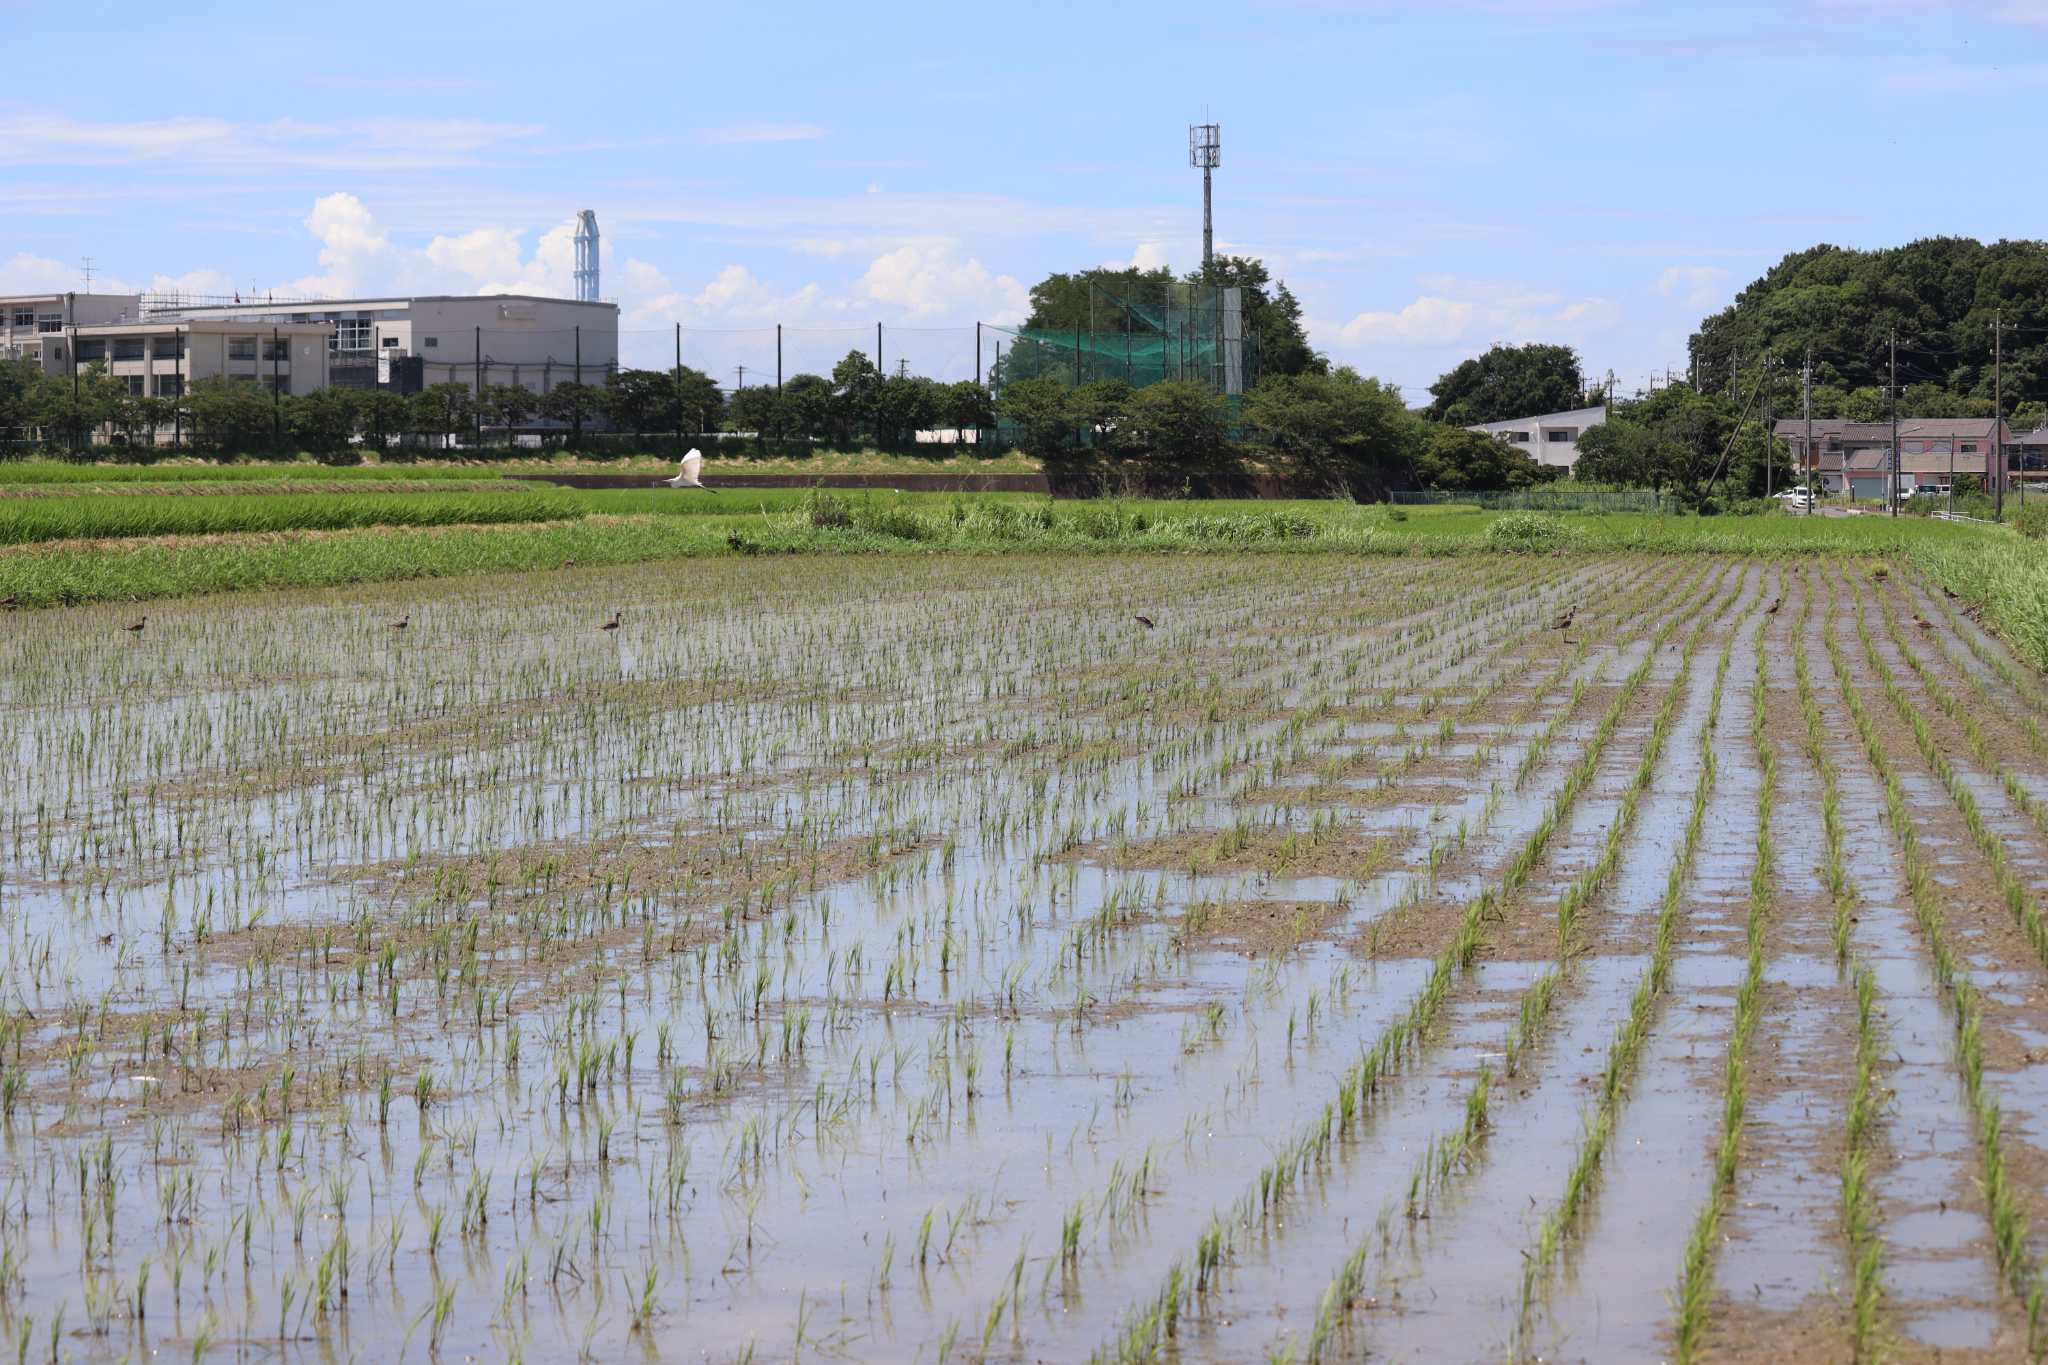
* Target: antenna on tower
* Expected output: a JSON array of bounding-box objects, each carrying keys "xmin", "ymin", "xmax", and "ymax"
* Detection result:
[
  {"xmin": 1188, "ymin": 124, "xmax": 1219, "ymax": 273},
  {"xmin": 573, "ymin": 211, "xmax": 600, "ymax": 303}
]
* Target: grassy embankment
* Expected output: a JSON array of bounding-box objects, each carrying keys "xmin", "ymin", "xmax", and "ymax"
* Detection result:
[{"xmin": 1, "ymin": 470, "xmax": 2040, "ymax": 677}]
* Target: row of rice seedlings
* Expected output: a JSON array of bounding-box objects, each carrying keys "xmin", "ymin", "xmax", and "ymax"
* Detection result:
[
  {"xmin": 1791, "ymin": 569, "xmax": 1888, "ymax": 1356},
  {"xmin": 1871, "ymin": 582, "xmax": 2048, "ymax": 850},
  {"xmin": 1898, "ymin": 567, "xmax": 2048, "ymax": 756},
  {"xmin": 1670, "ymin": 607, "xmax": 1777, "ymax": 1362},
  {"xmin": 1086, "ymin": 562, "xmax": 1732, "ymax": 1364},
  {"xmin": 1821, "ymin": 569, "xmax": 2047, "ymax": 1350},
  {"xmin": 1513, "ymin": 613, "xmax": 1735, "ymax": 1327},
  {"xmin": 1850, "ymin": 584, "xmax": 2048, "ymax": 972},
  {"xmin": 1293, "ymin": 573, "xmax": 1740, "ymax": 1364}
]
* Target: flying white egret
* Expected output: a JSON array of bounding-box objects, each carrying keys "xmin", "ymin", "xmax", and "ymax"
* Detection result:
[{"xmin": 662, "ymin": 449, "xmax": 714, "ymax": 491}]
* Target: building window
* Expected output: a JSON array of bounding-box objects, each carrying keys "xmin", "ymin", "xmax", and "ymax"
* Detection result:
[
  {"xmin": 36, "ymin": 314, "xmax": 61, "ymax": 333},
  {"xmin": 333, "ymin": 319, "xmax": 373, "ymax": 354},
  {"xmin": 1546, "ymin": 430, "xmax": 1574, "ymax": 442},
  {"xmin": 1505, "ymin": 430, "xmax": 1529, "ymax": 442},
  {"xmin": 381, "ymin": 336, "xmax": 399, "ymax": 348},
  {"xmin": 9, "ymin": 309, "xmax": 32, "ymax": 328},
  {"xmin": 1960, "ymin": 442, "xmax": 1978, "ymax": 453},
  {"xmin": 112, "ymin": 338, "xmax": 145, "ymax": 361},
  {"xmin": 125, "ymin": 376, "xmax": 145, "ymax": 397},
  {"xmin": 228, "ymin": 336, "xmax": 257, "ymax": 361},
  {"xmin": 75, "ymin": 339, "xmax": 106, "ymax": 362},
  {"xmin": 264, "ymin": 337, "xmax": 290, "ymax": 362},
  {"xmin": 422, "ymin": 336, "xmax": 438, "ymax": 349},
  {"xmin": 152, "ymin": 336, "xmax": 181, "ymax": 359},
  {"xmin": 154, "ymin": 375, "xmax": 183, "ymax": 398}
]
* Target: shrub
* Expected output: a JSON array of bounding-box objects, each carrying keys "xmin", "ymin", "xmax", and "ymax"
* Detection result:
[
  {"xmin": 2016, "ymin": 502, "xmax": 2048, "ymax": 540},
  {"xmin": 1484, "ymin": 511, "xmax": 1580, "ymax": 552}
]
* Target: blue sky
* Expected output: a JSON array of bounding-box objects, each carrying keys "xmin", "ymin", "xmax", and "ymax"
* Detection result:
[{"xmin": 4, "ymin": 0, "xmax": 2047, "ymax": 399}]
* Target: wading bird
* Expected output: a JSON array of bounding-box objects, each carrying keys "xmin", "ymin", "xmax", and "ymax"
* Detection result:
[
  {"xmin": 123, "ymin": 616, "xmax": 146, "ymax": 634},
  {"xmin": 601, "ymin": 611, "xmax": 622, "ymax": 633},
  {"xmin": 0, "ymin": 594, "xmax": 16, "ymax": 609},
  {"xmin": 1550, "ymin": 606, "xmax": 1575, "ymax": 631},
  {"xmin": 390, "ymin": 614, "xmax": 410, "ymax": 631},
  {"xmin": 1767, "ymin": 596, "xmax": 1783, "ymax": 615},
  {"xmin": 663, "ymin": 449, "xmax": 714, "ymax": 491},
  {"xmin": 1133, "ymin": 615, "xmax": 1155, "ymax": 629},
  {"xmin": 1915, "ymin": 615, "xmax": 1933, "ymax": 631}
]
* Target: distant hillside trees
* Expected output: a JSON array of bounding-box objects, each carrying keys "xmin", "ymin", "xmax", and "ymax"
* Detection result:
[{"xmin": 1689, "ymin": 237, "xmax": 2048, "ymax": 414}]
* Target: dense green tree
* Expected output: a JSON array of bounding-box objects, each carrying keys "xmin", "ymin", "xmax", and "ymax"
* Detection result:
[
  {"xmin": 356, "ymin": 389, "xmax": 411, "ymax": 452},
  {"xmin": 479, "ymin": 384, "xmax": 536, "ymax": 434},
  {"xmin": 872, "ymin": 375, "xmax": 943, "ymax": 448},
  {"xmin": 539, "ymin": 382, "xmax": 601, "ymax": 438},
  {"xmin": 1572, "ymin": 383, "xmax": 1792, "ymax": 504},
  {"xmin": 185, "ymin": 377, "xmax": 274, "ymax": 454},
  {"xmin": 830, "ymin": 351, "xmax": 882, "ymax": 443},
  {"xmin": 992, "ymin": 377, "xmax": 1073, "ymax": 459},
  {"xmin": 778, "ymin": 374, "xmax": 835, "ymax": 439},
  {"xmin": 1689, "ymin": 237, "xmax": 2048, "ymax": 412},
  {"xmin": 1244, "ymin": 367, "xmax": 1421, "ymax": 495},
  {"xmin": 289, "ymin": 387, "xmax": 359, "ymax": 455},
  {"xmin": 725, "ymin": 385, "xmax": 782, "ymax": 437},
  {"xmin": 1412, "ymin": 427, "xmax": 1550, "ymax": 491},
  {"xmin": 1427, "ymin": 344, "xmax": 1586, "ymax": 425},
  {"xmin": 942, "ymin": 380, "xmax": 992, "ymax": 434},
  {"xmin": 411, "ymin": 383, "xmax": 475, "ymax": 448},
  {"xmin": 1067, "ymin": 380, "xmax": 1133, "ymax": 454},
  {"xmin": 1116, "ymin": 380, "xmax": 1236, "ymax": 488}
]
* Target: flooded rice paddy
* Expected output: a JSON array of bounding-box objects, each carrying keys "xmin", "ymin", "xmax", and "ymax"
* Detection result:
[{"xmin": 4, "ymin": 551, "xmax": 2048, "ymax": 1362}]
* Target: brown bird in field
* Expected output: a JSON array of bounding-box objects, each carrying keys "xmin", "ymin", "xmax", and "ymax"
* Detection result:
[
  {"xmin": 0, "ymin": 594, "xmax": 16, "ymax": 609},
  {"xmin": 1550, "ymin": 606, "xmax": 1576, "ymax": 631},
  {"xmin": 1767, "ymin": 596, "xmax": 1783, "ymax": 615},
  {"xmin": 600, "ymin": 611, "xmax": 622, "ymax": 633},
  {"xmin": 1133, "ymin": 615, "xmax": 1155, "ymax": 629},
  {"xmin": 564, "ymin": 558, "xmax": 576, "ymax": 568},
  {"xmin": 1872, "ymin": 566, "xmax": 1890, "ymax": 581},
  {"xmin": 390, "ymin": 614, "xmax": 410, "ymax": 631},
  {"xmin": 122, "ymin": 616, "xmax": 146, "ymax": 634},
  {"xmin": 1942, "ymin": 586, "xmax": 1958, "ymax": 599},
  {"xmin": 1915, "ymin": 616, "xmax": 1933, "ymax": 631}
]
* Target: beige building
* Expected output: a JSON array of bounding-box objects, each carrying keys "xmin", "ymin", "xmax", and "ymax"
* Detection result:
[
  {"xmin": 153, "ymin": 294, "xmax": 619, "ymax": 394},
  {"xmin": 1, "ymin": 292, "xmax": 143, "ymax": 360},
  {"xmin": 39, "ymin": 319, "xmax": 332, "ymax": 399}
]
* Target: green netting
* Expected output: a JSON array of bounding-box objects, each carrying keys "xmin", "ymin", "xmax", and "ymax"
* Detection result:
[{"xmin": 987, "ymin": 281, "xmax": 1253, "ymax": 395}]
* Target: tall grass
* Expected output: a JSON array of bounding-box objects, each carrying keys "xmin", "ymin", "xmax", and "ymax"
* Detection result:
[
  {"xmin": 0, "ymin": 462, "xmax": 508, "ymax": 485},
  {"xmin": 0, "ymin": 488, "xmax": 583, "ymax": 547}
]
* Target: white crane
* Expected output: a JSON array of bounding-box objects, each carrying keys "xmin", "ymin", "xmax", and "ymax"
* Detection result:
[{"xmin": 662, "ymin": 449, "xmax": 714, "ymax": 491}]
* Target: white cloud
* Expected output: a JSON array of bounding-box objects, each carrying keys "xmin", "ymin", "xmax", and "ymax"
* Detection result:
[
  {"xmin": 0, "ymin": 251, "xmax": 80, "ymax": 293},
  {"xmin": 1655, "ymin": 264, "xmax": 1730, "ymax": 310},
  {"xmin": 1333, "ymin": 296, "xmax": 1477, "ymax": 345},
  {"xmin": 272, "ymin": 192, "xmax": 582, "ymax": 300},
  {"xmin": 1320, "ymin": 273, "xmax": 1618, "ymax": 352},
  {"xmin": 700, "ymin": 123, "xmax": 826, "ymax": 145},
  {"xmin": 858, "ymin": 241, "xmax": 1027, "ymax": 322}
]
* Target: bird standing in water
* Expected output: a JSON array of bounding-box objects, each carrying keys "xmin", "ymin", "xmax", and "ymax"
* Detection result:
[{"xmin": 601, "ymin": 611, "xmax": 622, "ymax": 633}]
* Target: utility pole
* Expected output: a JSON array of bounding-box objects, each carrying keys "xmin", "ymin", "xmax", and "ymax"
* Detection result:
[
  {"xmin": 674, "ymin": 324, "xmax": 684, "ymax": 443},
  {"xmin": 573, "ymin": 325, "xmax": 582, "ymax": 447},
  {"xmin": 776, "ymin": 324, "xmax": 782, "ymax": 391},
  {"xmin": 474, "ymin": 324, "xmax": 483, "ymax": 448},
  {"xmin": 735, "ymin": 365, "xmax": 747, "ymax": 391},
  {"xmin": 876, "ymin": 322, "xmax": 882, "ymax": 373},
  {"xmin": 1995, "ymin": 310, "xmax": 2006, "ymax": 519},
  {"xmin": 1803, "ymin": 346, "xmax": 1814, "ymax": 516},
  {"xmin": 272, "ymin": 325, "xmax": 282, "ymax": 450},
  {"xmin": 1889, "ymin": 328, "xmax": 1899, "ymax": 518},
  {"xmin": 1762, "ymin": 358, "xmax": 1773, "ymax": 500}
]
